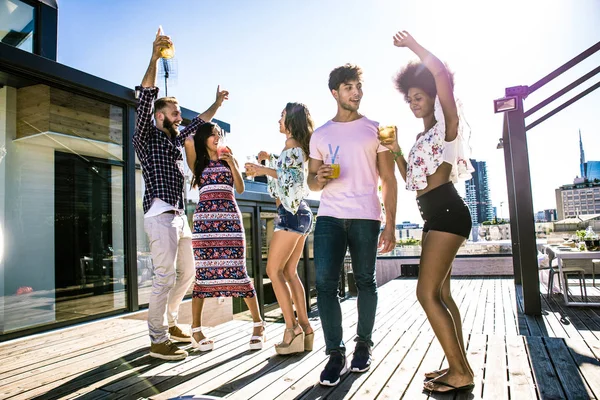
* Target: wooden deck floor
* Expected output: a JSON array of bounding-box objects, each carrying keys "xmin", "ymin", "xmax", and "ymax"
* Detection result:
[{"xmin": 1, "ymin": 277, "xmax": 600, "ymax": 400}]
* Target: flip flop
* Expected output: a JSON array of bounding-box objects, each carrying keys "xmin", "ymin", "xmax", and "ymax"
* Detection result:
[
  {"xmin": 424, "ymin": 368, "xmax": 448, "ymax": 380},
  {"xmin": 423, "ymin": 380, "xmax": 475, "ymax": 394}
]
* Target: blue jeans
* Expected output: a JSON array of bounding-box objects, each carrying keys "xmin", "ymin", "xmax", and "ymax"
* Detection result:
[{"xmin": 314, "ymin": 216, "xmax": 381, "ymax": 354}]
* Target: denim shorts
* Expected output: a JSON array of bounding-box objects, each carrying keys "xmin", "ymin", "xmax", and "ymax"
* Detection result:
[
  {"xmin": 417, "ymin": 182, "xmax": 472, "ymax": 239},
  {"xmin": 275, "ymin": 200, "xmax": 313, "ymax": 235}
]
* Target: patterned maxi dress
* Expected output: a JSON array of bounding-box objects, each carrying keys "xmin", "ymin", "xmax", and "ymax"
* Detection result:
[{"xmin": 192, "ymin": 160, "xmax": 256, "ymax": 298}]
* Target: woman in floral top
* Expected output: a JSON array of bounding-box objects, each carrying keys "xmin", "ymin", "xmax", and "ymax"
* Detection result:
[
  {"xmin": 245, "ymin": 103, "xmax": 314, "ymax": 355},
  {"xmin": 380, "ymin": 31, "xmax": 475, "ymax": 394}
]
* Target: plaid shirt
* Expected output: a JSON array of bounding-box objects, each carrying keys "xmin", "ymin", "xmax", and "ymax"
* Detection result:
[{"xmin": 133, "ymin": 86, "xmax": 205, "ymax": 214}]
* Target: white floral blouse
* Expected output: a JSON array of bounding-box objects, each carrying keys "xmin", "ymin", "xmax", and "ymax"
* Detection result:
[
  {"xmin": 267, "ymin": 147, "xmax": 309, "ymax": 214},
  {"xmin": 405, "ymin": 120, "xmax": 473, "ymax": 191}
]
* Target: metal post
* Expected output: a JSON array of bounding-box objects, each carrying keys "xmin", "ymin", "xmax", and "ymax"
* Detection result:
[
  {"xmin": 501, "ymin": 114, "xmax": 522, "ymax": 284},
  {"xmin": 254, "ymin": 206, "xmax": 264, "ymax": 319},
  {"xmin": 36, "ymin": 2, "xmax": 58, "ymax": 61},
  {"xmin": 302, "ymin": 241, "xmax": 311, "ymax": 314},
  {"xmin": 506, "ymin": 97, "xmax": 541, "ymax": 315},
  {"xmin": 124, "ymin": 106, "xmax": 139, "ymax": 311}
]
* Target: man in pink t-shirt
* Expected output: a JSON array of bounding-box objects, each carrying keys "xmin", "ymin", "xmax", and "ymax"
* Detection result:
[{"xmin": 308, "ymin": 63, "xmax": 397, "ymax": 386}]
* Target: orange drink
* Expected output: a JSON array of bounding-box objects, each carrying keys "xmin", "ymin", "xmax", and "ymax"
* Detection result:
[
  {"xmin": 378, "ymin": 125, "xmax": 397, "ymax": 145},
  {"xmin": 158, "ymin": 26, "xmax": 175, "ymax": 59},
  {"xmin": 329, "ymin": 163, "xmax": 340, "ymax": 179},
  {"xmin": 325, "ymin": 153, "xmax": 340, "ymax": 179}
]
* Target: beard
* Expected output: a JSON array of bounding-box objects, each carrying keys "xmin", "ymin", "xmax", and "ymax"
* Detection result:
[
  {"xmin": 162, "ymin": 117, "xmax": 180, "ymax": 137},
  {"xmin": 340, "ymin": 99, "xmax": 360, "ymax": 112}
]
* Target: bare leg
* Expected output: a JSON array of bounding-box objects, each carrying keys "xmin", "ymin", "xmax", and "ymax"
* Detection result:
[
  {"xmin": 425, "ymin": 272, "xmax": 473, "ymax": 378},
  {"xmin": 266, "ymin": 230, "xmax": 305, "ymax": 343},
  {"xmin": 243, "ymin": 294, "xmax": 264, "ymax": 343},
  {"xmin": 282, "ymin": 235, "xmax": 313, "ymax": 336},
  {"xmin": 191, "ymin": 297, "xmax": 213, "ymax": 344},
  {"xmin": 417, "ymin": 230, "xmax": 473, "ymax": 392}
]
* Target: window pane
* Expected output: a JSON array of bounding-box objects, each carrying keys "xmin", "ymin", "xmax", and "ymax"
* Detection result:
[
  {"xmin": 0, "ymin": 79, "xmax": 125, "ymax": 335},
  {"xmin": 0, "ymin": 0, "xmax": 35, "ymax": 53}
]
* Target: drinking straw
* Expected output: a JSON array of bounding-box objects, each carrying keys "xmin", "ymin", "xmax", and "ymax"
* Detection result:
[{"xmin": 328, "ymin": 144, "xmax": 340, "ymax": 164}]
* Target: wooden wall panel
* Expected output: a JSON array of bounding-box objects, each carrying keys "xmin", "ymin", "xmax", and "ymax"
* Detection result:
[{"xmin": 17, "ymin": 84, "xmax": 123, "ymax": 144}]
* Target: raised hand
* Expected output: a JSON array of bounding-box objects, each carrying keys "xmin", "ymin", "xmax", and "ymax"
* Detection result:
[
  {"xmin": 215, "ymin": 85, "xmax": 229, "ymax": 106},
  {"xmin": 257, "ymin": 151, "xmax": 270, "ymax": 163},
  {"xmin": 219, "ymin": 146, "xmax": 236, "ymax": 167},
  {"xmin": 244, "ymin": 162, "xmax": 264, "ymax": 177},
  {"xmin": 392, "ymin": 30, "xmax": 417, "ymax": 48},
  {"xmin": 152, "ymin": 27, "xmax": 172, "ymax": 61}
]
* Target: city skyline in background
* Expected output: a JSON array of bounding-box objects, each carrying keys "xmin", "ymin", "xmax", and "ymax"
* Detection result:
[{"xmin": 54, "ymin": 0, "xmax": 600, "ymax": 224}]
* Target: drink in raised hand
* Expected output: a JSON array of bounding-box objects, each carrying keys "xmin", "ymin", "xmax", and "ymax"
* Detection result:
[
  {"xmin": 378, "ymin": 125, "xmax": 397, "ymax": 145},
  {"xmin": 158, "ymin": 26, "xmax": 175, "ymax": 59}
]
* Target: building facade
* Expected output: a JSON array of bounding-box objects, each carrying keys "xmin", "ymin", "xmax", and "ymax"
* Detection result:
[
  {"xmin": 555, "ymin": 182, "xmax": 600, "ymax": 220},
  {"xmin": 0, "ymin": 0, "xmax": 318, "ymax": 341},
  {"xmin": 535, "ymin": 209, "xmax": 558, "ymax": 222},
  {"xmin": 465, "ymin": 159, "xmax": 494, "ymax": 225}
]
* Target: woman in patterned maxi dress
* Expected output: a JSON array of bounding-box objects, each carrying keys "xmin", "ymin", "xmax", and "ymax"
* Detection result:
[{"xmin": 184, "ymin": 122, "xmax": 264, "ymax": 351}]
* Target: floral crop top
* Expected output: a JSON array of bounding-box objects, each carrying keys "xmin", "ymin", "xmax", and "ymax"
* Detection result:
[
  {"xmin": 405, "ymin": 98, "xmax": 474, "ymax": 191},
  {"xmin": 267, "ymin": 147, "xmax": 309, "ymax": 214}
]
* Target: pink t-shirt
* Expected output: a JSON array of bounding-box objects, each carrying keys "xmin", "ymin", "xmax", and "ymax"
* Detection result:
[{"xmin": 309, "ymin": 116, "xmax": 388, "ymax": 220}]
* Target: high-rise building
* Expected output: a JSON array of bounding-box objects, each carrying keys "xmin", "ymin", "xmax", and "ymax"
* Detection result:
[
  {"xmin": 579, "ymin": 130, "xmax": 600, "ymax": 181},
  {"xmin": 535, "ymin": 209, "xmax": 558, "ymax": 222},
  {"xmin": 465, "ymin": 159, "xmax": 494, "ymax": 224}
]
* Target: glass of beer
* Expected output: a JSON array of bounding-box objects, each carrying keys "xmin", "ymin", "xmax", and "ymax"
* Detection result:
[
  {"xmin": 325, "ymin": 153, "xmax": 340, "ymax": 179},
  {"xmin": 158, "ymin": 26, "xmax": 175, "ymax": 59},
  {"xmin": 378, "ymin": 125, "xmax": 397, "ymax": 145}
]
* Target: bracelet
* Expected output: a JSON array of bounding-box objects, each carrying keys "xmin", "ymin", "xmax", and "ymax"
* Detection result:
[{"xmin": 389, "ymin": 149, "xmax": 404, "ymax": 160}]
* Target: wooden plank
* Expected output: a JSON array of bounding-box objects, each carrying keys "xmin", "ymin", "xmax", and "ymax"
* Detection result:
[
  {"xmin": 456, "ymin": 333, "xmax": 486, "ymax": 400},
  {"xmin": 501, "ymin": 279, "xmax": 517, "ymax": 335},
  {"xmin": 0, "ymin": 319, "xmax": 241, "ymax": 399},
  {"xmin": 482, "ymin": 335, "xmax": 508, "ymax": 399},
  {"xmin": 545, "ymin": 292, "xmax": 598, "ymax": 342},
  {"xmin": 50, "ymin": 114, "xmax": 122, "ymax": 144},
  {"xmin": 401, "ymin": 334, "xmax": 446, "ymax": 400},
  {"xmin": 38, "ymin": 320, "xmax": 261, "ymax": 400},
  {"xmin": 268, "ymin": 282, "xmax": 420, "ymax": 400},
  {"xmin": 145, "ymin": 291, "xmax": 371, "ymax": 399},
  {"xmin": 564, "ymin": 338, "xmax": 600, "ymax": 399},
  {"xmin": 374, "ymin": 330, "xmax": 436, "ymax": 399},
  {"xmin": 350, "ymin": 333, "xmax": 417, "ymax": 400},
  {"xmin": 460, "ymin": 278, "xmax": 484, "ymax": 336},
  {"xmin": 541, "ymin": 294, "xmax": 584, "ymax": 340},
  {"xmin": 545, "ymin": 337, "xmax": 593, "ymax": 400},
  {"xmin": 483, "ymin": 279, "xmax": 496, "ymax": 335},
  {"xmin": 493, "ymin": 279, "xmax": 505, "ymax": 336},
  {"xmin": 251, "ymin": 282, "xmax": 414, "ymax": 400},
  {"xmin": 515, "ymin": 285, "xmax": 545, "ymax": 337},
  {"xmin": 240, "ymin": 282, "xmax": 417, "ymax": 400},
  {"xmin": 505, "ymin": 335, "xmax": 537, "ymax": 400},
  {"xmin": 524, "ymin": 336, "xmax": 565, "ymax": 400}
]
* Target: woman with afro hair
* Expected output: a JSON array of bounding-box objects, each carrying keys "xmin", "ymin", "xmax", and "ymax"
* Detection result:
[{"xmin": 381, "ymin": 30, "xmax": 475, "ymax": 394}]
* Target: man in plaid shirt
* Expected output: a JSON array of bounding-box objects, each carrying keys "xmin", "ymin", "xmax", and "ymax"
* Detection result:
[{"xmin": 135, "ymin": 29, "xmax": 229, "ymax": 360}]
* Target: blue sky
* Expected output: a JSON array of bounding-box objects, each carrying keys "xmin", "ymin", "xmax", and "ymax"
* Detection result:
[{"xmin": 57, "ymin": 0, "xmax": 600, "ymax": 223}]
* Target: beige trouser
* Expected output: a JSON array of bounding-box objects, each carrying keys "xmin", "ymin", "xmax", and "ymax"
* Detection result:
[{"xmin": 144, "ymin": 213, "xmax": 195, "ymax": 344}]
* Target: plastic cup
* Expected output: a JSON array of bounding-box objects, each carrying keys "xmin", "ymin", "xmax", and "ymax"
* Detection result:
[
  {"xmin": 325, "ymin": 153, "xmax": 340, "ymax": 179},
  {"xmin": 245, "ymin": 155, "xmax": 256, "ymax": 181}
]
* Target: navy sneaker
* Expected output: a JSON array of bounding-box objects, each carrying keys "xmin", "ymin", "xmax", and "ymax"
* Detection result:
[
  {"xmin": 319, "ymin": 350, "xmax": 348, "ymax": 386},
  {"xmin": 350, "ymin": 341, "xmax": 372, "ymax": 372}
]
